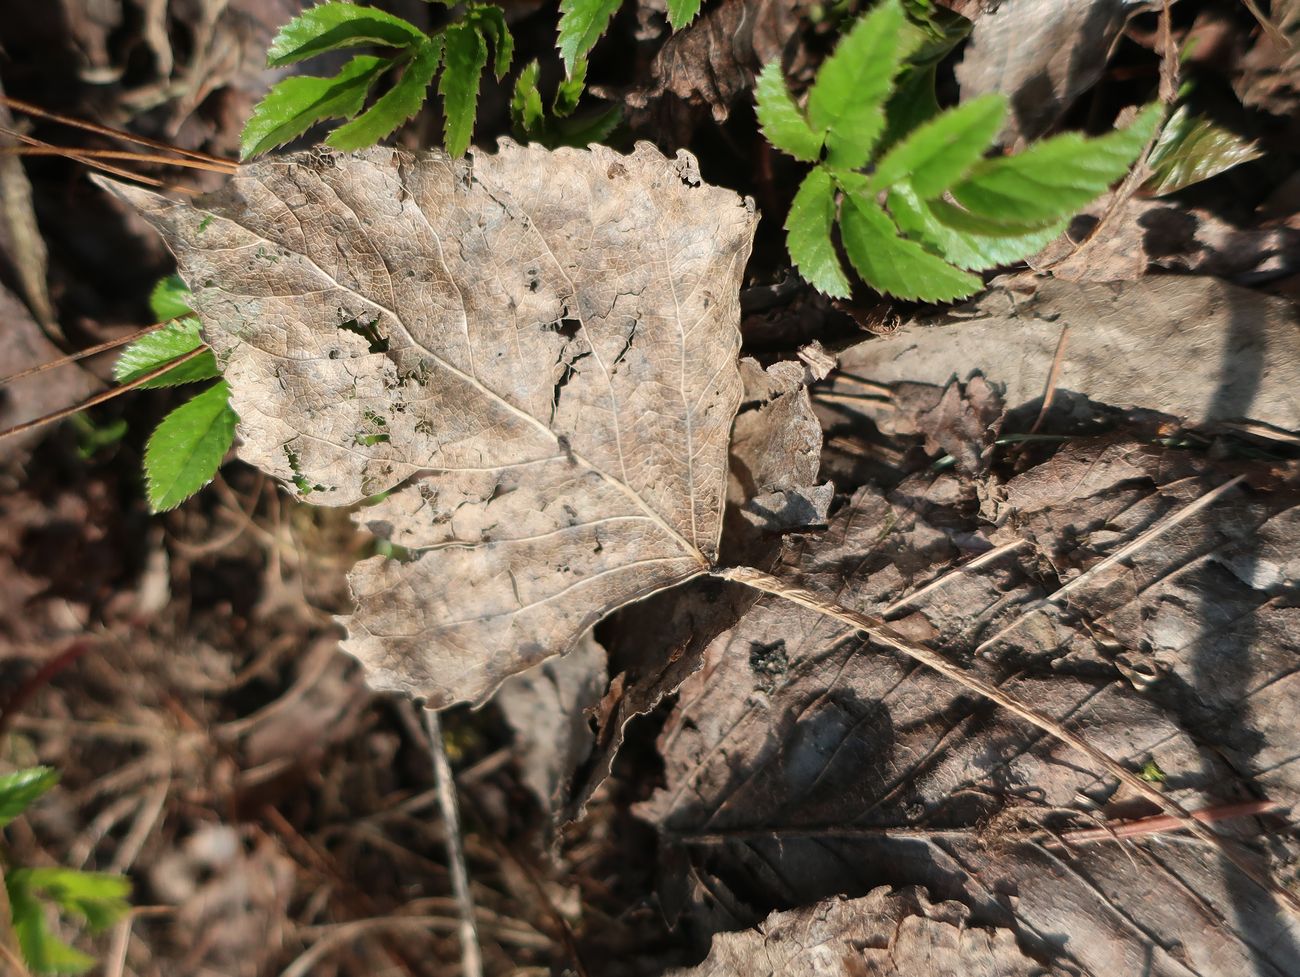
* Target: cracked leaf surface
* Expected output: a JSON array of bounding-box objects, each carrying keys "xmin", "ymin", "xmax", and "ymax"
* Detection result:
[{"xmin": 102, "ymin": 143, "xmax": 757, "ymax": 706}]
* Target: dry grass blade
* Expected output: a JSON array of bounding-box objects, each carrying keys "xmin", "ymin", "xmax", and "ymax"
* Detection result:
[
  {"xmin": 0, "ymin": 321, "xmax": 171, "ymax": 386},
  {"xmin": 0, "ymin": 146, "xmax": 237, "ymax": 175},
  {"xmin": 0, "ymin": 125, "xmax": 173, "ymax": 189},
  {"xmin": 0, "ymin": 345, "xmax": 209, "ymax": 443},
  {"xmin": 0, "ymin": 94, "xmax": 235, "ymax": 165}
]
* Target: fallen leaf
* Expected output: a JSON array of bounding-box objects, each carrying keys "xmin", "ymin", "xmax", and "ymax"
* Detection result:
[
  {"xmin": 667, "ymin": 887, "xmax": 1061, "ymax": 977},
  {"xmin": 1043, "ymin": 195, "xmax": 1300, "ymax": 284},
  {"xmin": 567, "ymin": 355, "xmax": 828, "ymax": 818},
  {"xmin": 495, "ymin": 631, "xmax": 607, "ymax": 824},
  {"xmin": 641, "ymin": 443, "xmax": 1300, "ymax": 974},
  {"xmin": 621, "ymin": 0, "xmax": 814, "ymax": 133},
  {"xmin": 102, "ymin": 143, "xmax": 758, "ymax": 708},
  {"xmin": 955, "ymin": 0, "xmax": 1137, "ymax": 145},
  {"xmin": 826, "ymin": 276, "xmax": 1300, "ymax": 437}
]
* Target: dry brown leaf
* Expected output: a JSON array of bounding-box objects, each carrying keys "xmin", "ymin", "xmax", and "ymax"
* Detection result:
[
  {"xmin": 955, "ymin": 0, "xmax": 1140, "ymax": 145},
  {"xmin": 641, "ymin": 442, "xmax": 1300, "ymax": 974},
  {"xmin": 102, "ymin": 143, "xmax": 758, "ymax": 707},
  {"xmin": 666, "ymin": 887, "xmax": 1061, "ymax": 977},
  {"xmin": 827, "ymin": 276, "xmax": 1300, "ymax": 437}
]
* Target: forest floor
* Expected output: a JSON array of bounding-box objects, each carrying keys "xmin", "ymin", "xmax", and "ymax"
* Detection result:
[{"xmin": 0, "ymin": 1, "xmax": 1298, "ymax": 976}]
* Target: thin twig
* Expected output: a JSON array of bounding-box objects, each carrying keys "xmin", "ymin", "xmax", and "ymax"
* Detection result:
[
  {"xmin": 423, "ymin": 707, "xmax": 483, "ymax": 977},
  {"xmin": 0, "ymin": 320, "xmax": 171, "ymax": 386},
  {"xmin": 0, "ymin": 125, "xmax": 171, "ymax": 189},
  {"xmin": 716, "ymin": 564, "xmax": 1300, "ymax": 919},
  {"xmin": 1028, "ymin": 324, "xmax": 1069, "ymax": 434},
  {"xmin": 882, "ymin": 539, "xmax": 1029, "ymax": 618},
  {"xmin": 0, "ymin": 145, "xmax": 236, "ymax": 174},
  {"xmin": 0, "ymin": 94, "xmax": 235, "ymax": 165},
  {"xmin": 1058, "ymin": 799, "xmax": 1280, "ymax": 845},
  {"xmin": 0, "ymin": 345, "xmax": 208, "ymax": 443}
]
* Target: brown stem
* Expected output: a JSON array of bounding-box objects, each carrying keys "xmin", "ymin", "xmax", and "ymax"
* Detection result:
[
  {"xmin": 0, "ymin": 146, "xmax": 236, "ymax": 175},
  {"xmin": 0, "ymin": 346, "xmax": 209, "ymax": 443},
  {"xmin": 0, "ymin": 321, "xmax": 172, "ymax": 386},
  {"xmin": 0, "ymin": 94, "xmax": 235, "ymax": 165},
  {"xmin": 716, "ymin": 564, "xmax": 1300, "ymax": 919}
]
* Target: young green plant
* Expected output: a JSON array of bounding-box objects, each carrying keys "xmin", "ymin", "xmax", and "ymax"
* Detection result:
[
  {"xmin": 242, "ymin": 1, "xmax": 515, "ymax": 159},
  {"xmin": 756, "ymin": 0, "xmax": 1162, "ymax": 301},
  {"xmin": 0, "ymin": 767, "xmax": 131, "ymax": 975}
]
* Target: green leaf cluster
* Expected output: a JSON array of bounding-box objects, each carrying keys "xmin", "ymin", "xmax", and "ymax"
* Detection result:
[
  {"xmin": 510, "ymin": 59, "xmax": 621, "ymax": 148},
  {"xmin": 243, "ymin": 1, "xmax": 514, "ymax": 160},
  {"xmin": 116, "ymin": 276, "xmax": 238, "ymax": 513},
  {"xmin": 757, "ymin": 0, "xmax": 1161, "ymax": 301},
  {"xmin": 1, "ymin": 767, "xmax": 131, "ymax": 974}
]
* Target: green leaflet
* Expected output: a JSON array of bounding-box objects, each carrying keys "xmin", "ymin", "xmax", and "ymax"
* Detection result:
[
  {"xmin": 887, "ymin": 184, "xmax": 1065, "ymax": 272},
  {"xmin": 950, "ymin": 102, "xmax": 1163, "ymax": 224},
  {"xmin": 868, "ymin": 93, "xmax": 1006, "ymax": 197},
  {"xmin": 807, "ymin": 0, "xmax": 908, "ymax": 169},
  {"xmin": 0, "ymin": 766, "xmax": 59, "ymax": 827},
  {"xmin": 6, "ymin": 867, "xmax": 130, "ymax": 974},
  {"xmin": 467, "ymin": 4, "xmax": 514, "ymax": 79},
  {"xmin": 114, "ymin": 317, "xmax": 220, "ymax": 388},
  {"xmin": 1145, "ymin": 105, "xmax": 1262, "ymax": 196},
  {"xmin": 512, "ymin": 61, "xmax": 545, "ymax": 134},
  {"xmin": 754, "ymin": 61, "xmax": 823, "ymax": 163},
  {"xmin": 557, "ymin": 0, "xmax": 622, "ymax": 73},
  {"xmin": 666, "ymin": 0, "xmax": 701, "ymax": 30},
  {"xmin": 328, "ymin": 39, "xmax": 442, "ymax": 150},
  {"xmin": 840, "ymin": 194, "xmax": 981, "ymax": 302},
  {"xmin": 241, "ymin": 54, "xmax": 389, "ymax": 158},
  {"xmin": 148, "ymin": 274, "xmax": 194, "ymax": 322},
  {"xmin": 785, "ymin": 168, "xmax": 850, "ymax": 299},
  {"xmin": 440, "ymin": 23, "xmax": 489, "ymax": 157},
  {"xmin": 266, "ymin": 2, "xmax": 425, "ymax": 66},
  {"xmin": 144, "ymin": 381, "xmax": 238, "ymax": 513}
]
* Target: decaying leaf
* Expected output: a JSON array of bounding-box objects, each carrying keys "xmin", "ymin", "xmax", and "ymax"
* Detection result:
[
  {"xmin": 826, "ymin": 276, "xmax": 1300, "ymax": 437},
  {"xmin": 955, "ymin": 0, "xmax": 1139, "ymax": 145},
  {"xmin": 101, "ymin": 143, "xmax": 758, "ymax": 707},
  {"xmin": 641, "ymin": 443, "xmax": 1300, "ymax": 974},
  {"xmin": 567, "ymin": 355, "xmax": 828, "ymax": 818},
  {"xmin": 667, "ymin": 887, "xmax": 1062, "ymax": 977}
]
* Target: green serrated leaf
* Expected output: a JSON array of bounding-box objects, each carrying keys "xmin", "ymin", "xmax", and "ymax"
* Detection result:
[
  {"xmin": 439, "ymin": 24, "xmax": 488, "ymax": 157},
  {"xmin": 554, "ymin": 58, "xmax": 587, "ymax": 117},
  {"xmin": 15, "ymin": 869, "xmax": 131, "ymax": 933},
  {"xmin": 950, "ymin": 102, "xmax": 1162, "ymax": 225},
  {"xmin": 887, "ymin": 183, "xmax": 1065, "ymax": 271},
  {"xmin": 328, "ymin": 40, "xmax": 441, "ymax": 150},
  {"xmin": 148, "ymin": 274, "xmax": 193, "ymax": 322},
  {"xmin": 511, "ymin": 61, "xmax": 544, "ymax": 135},
  {"xmin": 144, "ymin": 382, "xmax": 238, "ymax": 513},
  {"xmin": 1144, "ymin": 105, "xmax": 1262, "ymax": 196},
  {"xmin": 0, "ymin": 767, "xmax": 59, "ymax": 827},
  {"xmin": 467, "ymin": 4, "xmax": 514, "ymax": 79},
  {"xmin": 551, "ymin": 104, "xmax": 622, "ymax": 147},
  {"xmin": 841, "ymin": 193, "xmax": 981, "ymax": 301},
  {"xmin": 924, "ymin": 196, "xmax": 1062, "ymax": 237},
  {"xmin": 869, "ymin": 93, "xmax": 1005, "ymax": 196},
  {"xmin": 114, "ymin": 318, "xmax": 219, "ymax": 389},
  {"xmin": 7, "ymin": 876, "xmax": 96, "ymax": 975},
  {"xmin": 754, "ymin": 61, "xmax": 823, "ymax": 163},
  {"xmin": 557, "ymin": 0, "xmax": 621, "ymax": 74},
  {"xmin": 786, "ymin": 168, "xmax": 850, "ymax": 299},
  {"xmin": 266, "ymin": 2, "xmax": 425, "ymax": 67},
  {"xmin": 666, "ymin": 0, "xmax": 701, "ymax": 30},
  {"xmin": 879, "ymin": 2, "xmax": 972, "ymax": 150},
  {"xmin": 807, "ymin": 0, "xmax": 907, "ymax": 169},
  {"xmin": 241, "ymin": 54, "xmax": 389, "ymax": 159}
]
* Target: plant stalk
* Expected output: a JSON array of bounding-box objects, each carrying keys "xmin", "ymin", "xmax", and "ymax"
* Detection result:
[{"xmin": 715, "ymin": 564, "xmax": 1300, "ymax": 918}]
